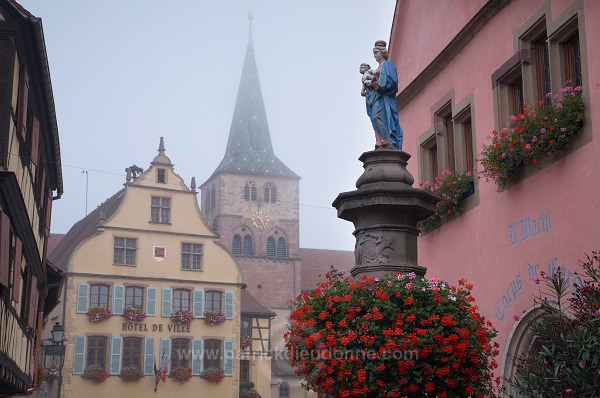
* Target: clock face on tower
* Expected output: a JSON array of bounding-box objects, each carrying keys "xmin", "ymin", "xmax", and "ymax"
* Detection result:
[{"xmin": 252, "ymin": 210, "xmax": 269, "ymax": 229}]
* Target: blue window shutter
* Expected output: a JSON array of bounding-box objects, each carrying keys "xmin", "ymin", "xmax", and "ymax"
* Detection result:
[
  {"xmin": 224, "ymin": 340, "xmax": 233, "ymax": 376},
  {"xmin": 193, "ymin": 289, "xmax": 204, "ymax": 318},
  {"xmin": 110, "ymin": 336, "xmax": 122, "ymax": 375},
  {"xmin": 113, "ymin": 284, "xmax": 124, "ymax": 315},
  {"xmin": 191, "ymin": 339, "xmax": 203, "ymax": 375},
  {"xmin": 225, "ymin": 291, "xmax": 234, "ymax": 320},
  {"xmin": 76, "ymin": 283, "xmax": 89, "ymax": 313},
  {"xmin": 159, "ymin": 338, "xmax": 171, "ymax": 373},
  {"xmin": 161, "ymin": 288, "xmax": 172, "ymax": 317},
  {"xmin": 144, "ymin": 338, "xmax": 155, "ymax": 375},
  {"xmin": 146, "ymin": 287, "xmax": 157, "ymax": 316},
  {"xmin": 73, "ymin": 336, "xmax": 86, "ymax": 374}
]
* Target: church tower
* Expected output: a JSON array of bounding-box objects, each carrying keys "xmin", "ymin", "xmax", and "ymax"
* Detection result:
[{"xmin": 200, "ymin": 13, "xmax": 301, "ymax": 312}]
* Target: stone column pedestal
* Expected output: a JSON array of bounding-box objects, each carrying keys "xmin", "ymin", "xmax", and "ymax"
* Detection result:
[{"xmin": 332, "ymin": 149, "xmax": 439, "ymax": 279}]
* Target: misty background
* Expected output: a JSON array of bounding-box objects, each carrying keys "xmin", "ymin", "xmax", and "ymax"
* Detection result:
[{"xmin": 19, "ymin": 0, "xmax": 397, "ymax": 251}]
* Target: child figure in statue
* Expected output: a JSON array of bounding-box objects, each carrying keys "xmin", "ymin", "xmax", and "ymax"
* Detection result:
[
  {"xmin": 359, "ymin": 63, "xmax": 376, "ymax": 97},
  {"xmin": 363, "ymin": 40, "xmax": 404, "ymax": 150}
]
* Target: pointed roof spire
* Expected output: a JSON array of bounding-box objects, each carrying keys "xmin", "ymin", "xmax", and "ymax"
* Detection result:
[
  {"xmin": 211, "ymin": 12, "xmax": 298, "ymax": 179},
  {"xmin": 248, "ymin": 2, "xmax": 254, "ymax": 41},
  {"xmin": 152, "ymin": 136, "xmax": 173, "ymax": 167}
]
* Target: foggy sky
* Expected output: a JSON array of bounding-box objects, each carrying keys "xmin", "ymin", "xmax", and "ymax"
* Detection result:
[{"xmin": 19, "ymin": 0, "xmax": 397, "ymax": 251}]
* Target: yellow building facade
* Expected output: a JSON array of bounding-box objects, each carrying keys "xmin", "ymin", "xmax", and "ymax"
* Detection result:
[{"xmin": 47, "ymin": 139, "xmax": 271, "ymax": 398}]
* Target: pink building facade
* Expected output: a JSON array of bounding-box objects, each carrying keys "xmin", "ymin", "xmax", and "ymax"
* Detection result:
[{"xmin": 389, "ymin": 0, "xmax": 598, "ymax": 387}]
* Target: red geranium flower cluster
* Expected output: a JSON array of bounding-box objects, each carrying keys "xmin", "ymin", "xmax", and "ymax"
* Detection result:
[
  {"xmin": 200, "ymin": 367, "xmax": 224, "ymax": 383},
  {"xmin": 285, "ymin": 268, "xmax": 499, "ymax": 398},
  {"xmin": 169, "ymin": 366, "xmax": 192, "ymax": 383},
  {"xmin": 170, "ymin": 310, "xmax": 193, "ymax": 325},
  {"xmin": 203, "ymin": 310, "xmax": 226, "ymax": 326},
  {"xmin": 419, "ymin": 170, "xmax": 474, "ymax": 233},
  {"xmin": 123, "ymin": 307, "xmax": 147, "ymax": 322},
  {"xmin": 82, "ymin": 363, "xmax": 109, "ymax": 383},
  {"xmin": 478, "ymin": 84, "xmax": 584, "ymax": 188},
  {"xmin": 86, "ymin": 306, "xmax": 112, "ymax": 323}
]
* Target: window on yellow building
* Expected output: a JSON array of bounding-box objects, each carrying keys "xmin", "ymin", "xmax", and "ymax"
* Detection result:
[
  {"xmin": 151, "ymin": 196, "xmax": 170, "ymax": 224},
  {"xmin": 125, "ymin": 286, "xmax": 144, "ymax": 308},
  {"xmin": 157, "ymin": 169, "xmax": 166, "ymax": 184},
  {"xmin": 114, "ymin": 237, "xmax": 137, "ymax": 266},
  {"xmin": 203, "ymin": 339, "xmax": 222, "ymax": 369},
  {"xmin": 171, "ymin": 339, "xmax": 190, "ymax": 368},
  {"xmin": 173, "ymin": 289, "xmax": 191, "ymax": 312},
  {"xmin": 122, "ymin": 337, "xmax": 142, "ymax": 369},
  {"xmin": 205, "ymin": 290, "xmax": 222, "ymax": 313},
  {"xmin": 90, "ymin": 284, "xmax": 110, "ymax": 308},
  {"xmin": 181, "ymin": 243, "xmax": 203, "ymax": 270},
  {"xmin": 86, "ymin": 336, "xmax": 108, "ymax": 368},
  {"xmin": 240, "ymin": 359, "xmax": 250, "ymax": 382}
]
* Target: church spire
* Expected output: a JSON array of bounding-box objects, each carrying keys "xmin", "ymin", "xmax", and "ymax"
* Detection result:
[
  {"xmin": 212, "ymin": 12, "xmax": 298, "ymax": 178},
  {"xmin": 248, "ymin": 3, "xmax": 253, "ymax": 41}
]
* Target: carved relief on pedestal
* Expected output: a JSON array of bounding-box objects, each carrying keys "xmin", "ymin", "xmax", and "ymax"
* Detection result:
[{"xmin": 355, "ymin": 231, "xmax": 394, "ymax": 267}]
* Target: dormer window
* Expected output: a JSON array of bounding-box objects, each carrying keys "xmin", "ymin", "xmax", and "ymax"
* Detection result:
[{"xmin": 157, "ymin": 169, "xmax": 166, "ymax": 184}]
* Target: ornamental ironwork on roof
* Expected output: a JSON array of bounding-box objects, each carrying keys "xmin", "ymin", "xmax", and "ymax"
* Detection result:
[{"xmin": 212, "ymin": 31, "xmax": 299, "ymax": 179}]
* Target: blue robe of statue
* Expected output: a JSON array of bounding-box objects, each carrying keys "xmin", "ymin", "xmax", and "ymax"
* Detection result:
[{"xmin": 365, "ymin": 60, "xmax": 403, "ymax": 149}]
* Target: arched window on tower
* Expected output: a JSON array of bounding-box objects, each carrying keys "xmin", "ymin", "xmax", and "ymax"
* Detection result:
[
  {"xmin": 277, "ymin": 237, "xmax": 287, "ymax": 257},
  {"xmin": 232, "ymin": 234, "xmax": 241, "ymax": 255},
  {"xmin": 264, "ymin": 183, "xmax": 277, "ymax": 203},
  {"xmin": 266, "ymin": 237, "xmax": 276, "ymax": 257},
  {"xmin": 243, "ymin": 235, "xmax": 253, "ymax": 255},
  {"xmin": 244, "ymin": 182, "xmax": 257, "ymax": 202},
  {"xmin": 279, "ymin": 381, "xmax": 290, "ymax": 398}
]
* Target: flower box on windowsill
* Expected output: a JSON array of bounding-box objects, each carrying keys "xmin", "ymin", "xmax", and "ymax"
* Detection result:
[
  {"xmin": 119, "ymin": 366, "xmax": 144, "ymax": 381},
  {"xmin": 123, "ymin": 307, "xmax": 146, "ymax": 322},
  {"xmin": 418, "ymin": 170, "xmax": 474, "ymax": 234},
  {"xmin": 82, "ymin": 364, "xmax": 109, "ymax": 383},
  {"xmin": 87, "ymin": 306, "xmax": 112, "ymax": 323},
  {"xmin": 478, "ymin": 84, "xmax": 584, "ymax": 188},
  {"xmin": 200, "ymin": 368, "xmax": 224, "ymax": 383},
  {"xmin": 170, "ymin": 310, "xmax": 193, "ymax": 325},
  {"xmin": 240, "ymin": 335, "xmax": 252, "ymax": 350},
  {"xmin": 203, "ymin": 311, "xmax": 226, "ymax": 326},
  {"xmin": 169, "ymin": 366, "xmax": 192, "ymax": 383}
]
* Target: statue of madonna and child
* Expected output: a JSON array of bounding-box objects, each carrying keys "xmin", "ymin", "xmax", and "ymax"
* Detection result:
[{"xmin": 360, "ymin": 40, "xmax": 403, "ymax": 150}]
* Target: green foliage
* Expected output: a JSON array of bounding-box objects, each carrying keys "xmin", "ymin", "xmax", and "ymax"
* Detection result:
[
  {"xmin": 508, "ymin": 252, "xmax": 600, "ymax": 397},
  {"xmin": 240, "ymin": 381, "xmax": 262, "ymax": 398}
]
